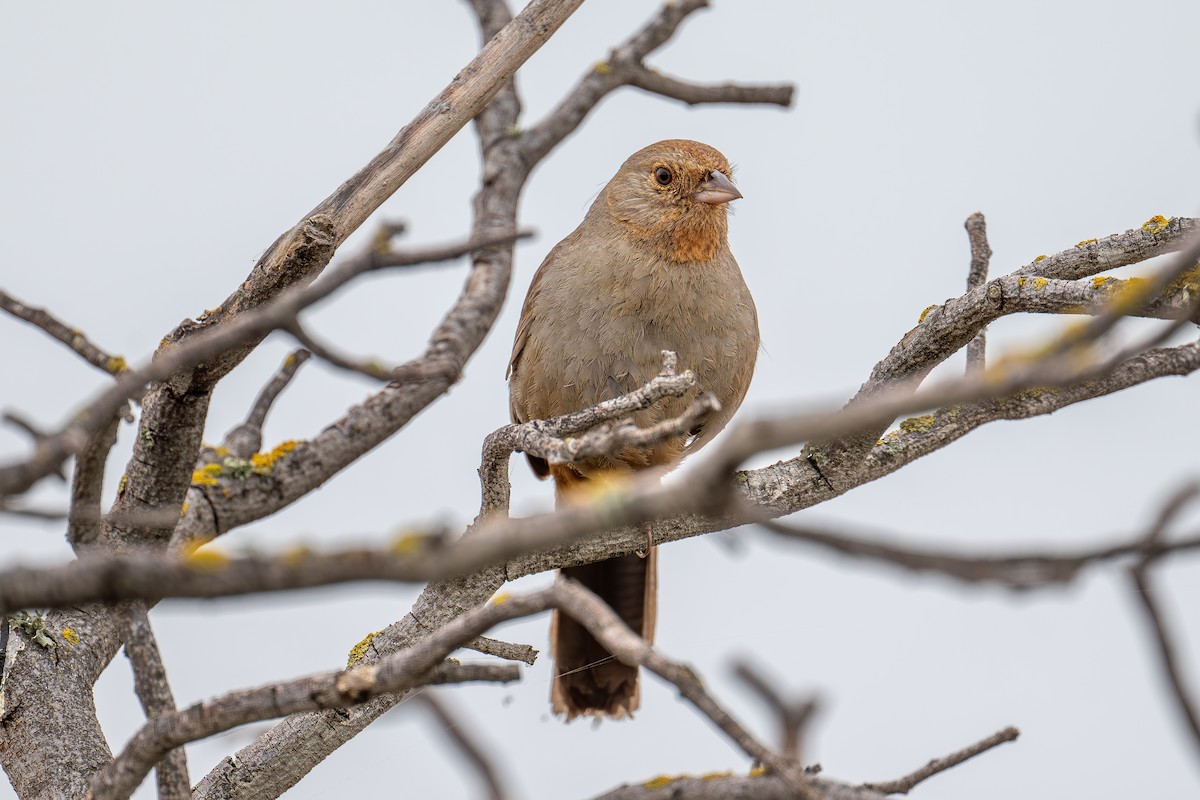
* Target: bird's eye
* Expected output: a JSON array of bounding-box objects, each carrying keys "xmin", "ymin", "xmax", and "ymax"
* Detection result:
[{"xmin": 653, "ymin": 166, "xmax": 673, "ymax": 186}]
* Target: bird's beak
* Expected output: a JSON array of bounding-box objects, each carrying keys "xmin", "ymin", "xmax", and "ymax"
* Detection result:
[{"xmin": 692, "ymin": 170, "xmax": 742, "ymax": 204}]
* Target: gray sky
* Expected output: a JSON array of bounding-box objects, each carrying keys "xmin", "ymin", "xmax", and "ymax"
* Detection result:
[{"xmin": 3, "ymin": 1, "xmax": 1199, "ymax": 798}]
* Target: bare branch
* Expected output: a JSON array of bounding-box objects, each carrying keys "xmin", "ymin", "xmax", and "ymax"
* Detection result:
[
  {"xmin": 593, "ymin": 774, "xmax": 877, "ymax": 800},
  {"xmin": 625, "ymin": 66, "xmax": 794, "ymax": 107},
  {"xmin": 732, "ymin": 660, "xmax": 820, "ymax": 761},
  {"xmin": 1126, "ymin": 481, "xmax": 1200, "ymax": 760},
  {"xmin": 463, "ymin": 635, "xmax": 539, "ymax": 666},
  {"xmin": 753, "ymin": 515, "xmax": 1200, "ymax": 590},
  {"xmin": 223, "ymin": 349, "xmax": 310, "ymax": 458},
  {"xmin": 593, "ymin": 722, "xmax": 1019, "ymax": 800},
  {"xmin": 1013, "ymin": 215, "xmax": 1197, "ymax": 280},
  {"xmin": 91, "ymin": 654, "xmax": 522, "ymax": 800},
  {"xmin": 284, "ymin": 322, "xmax": 396, "ymax": 381},
  {"xmin": 0, "ymin": 289, "xmax": 127, "ymax": 377},
  {"xmin": 861, "ymin": 726, "xmax": 1020, "ymax": 795},
  {"xmin": 552, "ymin": 580, "xmax": 815, "ymax": 798},
  {"xmin": 3, "ymin": 411, "xmax": 68, "ymax": 482},
  {"xmin": 69, "ymin": 411, "xmax": 123, "ymax": 547},
  {"xmin": 811, "ymin": 218, "xmax": 1200, "ymax": 490},
  {"xmin": 519, "ymin": 0, "xmax": 793, "ymax": 167},
  {"xmin": 0, "ymin": 500, "xmax": 67, "ymax": 520},
  {"xmin": 119, "ymin": 602, "xmax": 189, "ymax": 800},
  {"xmin": 414, "ymin": 692, "xmax": 509, "ymax": 800},
  {"xmin": 0, "ymin": 228, "xmax": 530, "ymax": 500},
  {"xmin": 1129, "ymin": 567, "xmax": 1200, "ymax": 759},
  {"xmin": 963, "ymin": 212, "xmax": 991, "ymax": 375},
  {"xmin": 9, "ymin": 371, "xmax": 1200, "ymax": 615}
]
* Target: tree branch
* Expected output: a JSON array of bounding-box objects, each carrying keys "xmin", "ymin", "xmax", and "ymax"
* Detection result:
[
  {"xmin": 92, "ymin": 656, "xmax": 521, "ymax": 800},
  {"xmin": 1126, "ymin": 481, "xmax": 1200, "ymax": 761},
  {"xmin": 0, "ymin": 289, "xmax": 127, "ymax": 377},
  {"xmin": 963, "ymin": 212, "xmax": 991, "ymax": 375},
  {"xmin": 222, "ymin": 349, "xmax": 310, "ymax": 459},
  {"xmin": 732, "ymin": 660, "xmax": 820, "ymax": 762},
  {"xmin": 7, "ymin": 346, "xmax": 1200, "ymax": 615},
  {"xmin": 519, "ymin": 0, "xmax": 792, "ymax": 168},
  {"xmin": 0, "ymin": 228, "xmax": 531, "ymax": 502},
  {"xmin": 861, "ymin": 726, "xmax": 1020, "ymax": 795},
  {"xmin": 625, "ymin": 66, "xmax": 794, "ymax": 107},
  {"xmin": 415, "ymin": 692, "xmax": 509, "ymax": 800},
  {"xmin": 119, "ymin": 602, "xmax": 189, "ymax": 800}
]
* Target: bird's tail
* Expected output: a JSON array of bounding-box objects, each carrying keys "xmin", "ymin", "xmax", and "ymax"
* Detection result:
[{"xmin": 549, "ymin": 465, "xmax": 657, "ymax": 720}]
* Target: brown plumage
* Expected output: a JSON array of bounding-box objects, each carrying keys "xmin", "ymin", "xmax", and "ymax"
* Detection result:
[{"xmin": 508, "ymin": 139, "xmax": 759, "ymax": 720}]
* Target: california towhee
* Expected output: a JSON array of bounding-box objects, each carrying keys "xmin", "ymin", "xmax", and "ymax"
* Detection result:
[{"xmin": 508, "ymin": 139, "xmax": 758, "ymax": 720}]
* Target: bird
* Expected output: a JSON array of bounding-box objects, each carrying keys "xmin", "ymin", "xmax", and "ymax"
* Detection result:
[{"xmin": 507, "ymin": 139, "xmax": 759, "ymax": 720}]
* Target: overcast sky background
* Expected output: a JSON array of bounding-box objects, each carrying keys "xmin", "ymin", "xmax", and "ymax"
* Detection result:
[{"xmin": 3, "ymin": 2, "xmax": 1200, "ymax": 798}]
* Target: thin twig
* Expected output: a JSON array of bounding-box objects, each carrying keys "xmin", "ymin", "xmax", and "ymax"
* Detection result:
[
  {"xmin": 963, "ymin": 212, "xmax": 991, "ymax": 375},
  {"xmin": 861, "ymin": 726, "xmax": 1020, "ymax": 794},
  {"xmin": 1128, "ymin": 568, "xmax": 1200, "ymax": 758},
  {"xmin": 0, "ymin": 289, "xmax": 127, "ymax": 377},
  {"xmin": 732, "ymin": 660, "xmax": 820, "ymax": 761},
  {"xmin": 463, "ymin": 635, "xmax": 539, "ymax": 665},
  {"xmin": 626, "ymin": 66, "xmax": 793, "ymax": 107},
  {"xmin": 753, "ymin": 513, "xmax": 1200, "ymax": 590},
  {"xmin": 223, "ymin": 349, "xmax": 310, "ymax": 458},
  {"xmin": 0, "ymin": 500, "xmax": 67, "ymax": 520},
  {"xmin": 414, "ymin": 692, "xmax": 509, "ymax": 800},
  {"xmin": 3, "ymin": 411, "xmax": 68, "ymax": 481},
  {"xmin": 1126, "ymin": 481, "xmax": 1200, "ymax": 759}
]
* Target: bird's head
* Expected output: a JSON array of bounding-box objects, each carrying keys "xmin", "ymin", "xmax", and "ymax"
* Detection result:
[{"xmin": 604, "ymin": 139, "xmax": 741, "ymax": 263}]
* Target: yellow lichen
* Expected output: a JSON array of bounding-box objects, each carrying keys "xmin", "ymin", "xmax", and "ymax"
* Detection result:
[
  {"xmin": 900, "ymin": 415, "xmax": 936, "ymax": 434},
  {"xmin": 1092, "ymin": 276, "xmax": 1112, "ymax": 288},
  {"xmin": 643, "ymin": 776, "xmax": 677, "ymax": 790},
  {"xmin": 1017, "ymin": 276, "xmax": 1027, "ymax": 287},
  {"xmin": 1075, "ymin": 238, "xmax": 1097, "ymax": 248},
  {"xmin": 213, "ymin": 446, "xmax": 231, "ymax": 457},
  {"xmin": 191, "ymin": 463, "xmax": 223, "ymax": 487},
  {"xmin": 61, "ymin": 627, "xmax": 80, "ymax": 646},
  {"xmin": 1032, "ymin": 277, "xmax": 1048, "ymax": 290},
  {"xmin": 347, "ymin": 630, "xmax": 380, "ymax": 668},
  {"xmin": 391, "ymin": 532, "xmax": 427, "ymax": 555},
  {"xmin": 1033, "ymin": 254, "xmax": 1047, "ymax": 263},
  {"xmin": 1142, "ymin": 214, "xmax": 1170, "ymax": 234},
  {"xmin": 700, "ymin": 770, "xmax": 733, "ymax": 781},
  {"xmin": 180, "ymin": 501, "xmax": 189, "ymax": 516},
  {"xmin": 918, "ymin": 304, "xmax": 936, "ymax": 323},
  {"xmin": 1106, "ymin": 276, "xmax": 1154, "ymax": 314},
  {"xmin": 250, "ymin": 440, "xmax": 300, "ymax": 474},
  {"xmin": 184, "ymin": 546, "xmax": 229, "ymax": 571},
  {"xmin": 748, "ymin": 765, "xmax": 769, "ymax": 778},
  {"xmin": 593, "ymin": 61, "xmax": 612, "ymax": 75},
  {"xmin": 490, "ymin": 591, "xmax": 511, "ymax": 605},
  {"xmin": 1018, "ymin": 386, "xmax": 1061, "ymax": 401},
  {"xmin": 1165, "ymin": 263, "xmax": 1200, "ymax": 298},
  {"xmin": 281, "ymin": 545, "xmax": 313, "ymax": 566},
  {"xmin": 106, "ymin": 355, "xmax": 128, "ymax": 374},
  {"xmin": 117, "ymin": 473, "xmax": 129, "ymax": 495}
]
